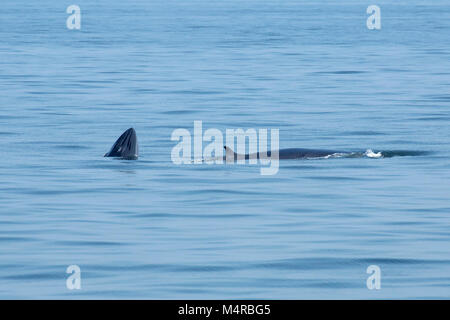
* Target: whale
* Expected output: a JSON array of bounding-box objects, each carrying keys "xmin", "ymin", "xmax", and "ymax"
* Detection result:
[
  {"xmin": 104, "ymin": 128, "xmax": 425, "ymax": 161},
  {"xmin": 104, "ymin": 128, "xmax": 139, "ymax": 160},
  {"xmin": 224, "ymin": 146, "xmax": 345, "ymax": 160}
]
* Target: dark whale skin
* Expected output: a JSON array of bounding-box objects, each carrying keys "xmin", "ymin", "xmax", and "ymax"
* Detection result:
[
  {"xmin": 224, "ymin": 146, "xmax": 344, "ymax": 160},
  {"xmin": 104, "ymin": 128, "xmax": 139, "ymax": 160}
]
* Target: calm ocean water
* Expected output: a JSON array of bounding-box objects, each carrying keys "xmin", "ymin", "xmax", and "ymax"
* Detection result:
[{"xmin": 0, "ymin": 0, "xmax": 449, "ymax": 299}]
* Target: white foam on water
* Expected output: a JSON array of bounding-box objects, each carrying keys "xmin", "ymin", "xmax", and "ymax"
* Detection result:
[
  {"xmin": 364, "ymin": 149, "xmax": 382, "ymax": 158},
  {"xmin": 324, "ymin": 153, "xmax": 347, "ymax": 159}
]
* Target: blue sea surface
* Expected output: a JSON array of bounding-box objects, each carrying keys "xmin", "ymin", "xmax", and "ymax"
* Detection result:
[{"xmin": 0, "ymin": 0, "xmax": 449, "ymax": 299}]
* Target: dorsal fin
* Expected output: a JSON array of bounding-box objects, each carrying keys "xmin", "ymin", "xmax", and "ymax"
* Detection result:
[{"xmin": 224, "ymin": 146, "xmax": 237, "ymax": 161}]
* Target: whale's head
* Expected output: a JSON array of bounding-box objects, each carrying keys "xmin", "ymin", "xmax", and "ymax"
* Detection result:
[{"xmin": 104, "ymin": 128, "xmax": 139, "ymax": 160}]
